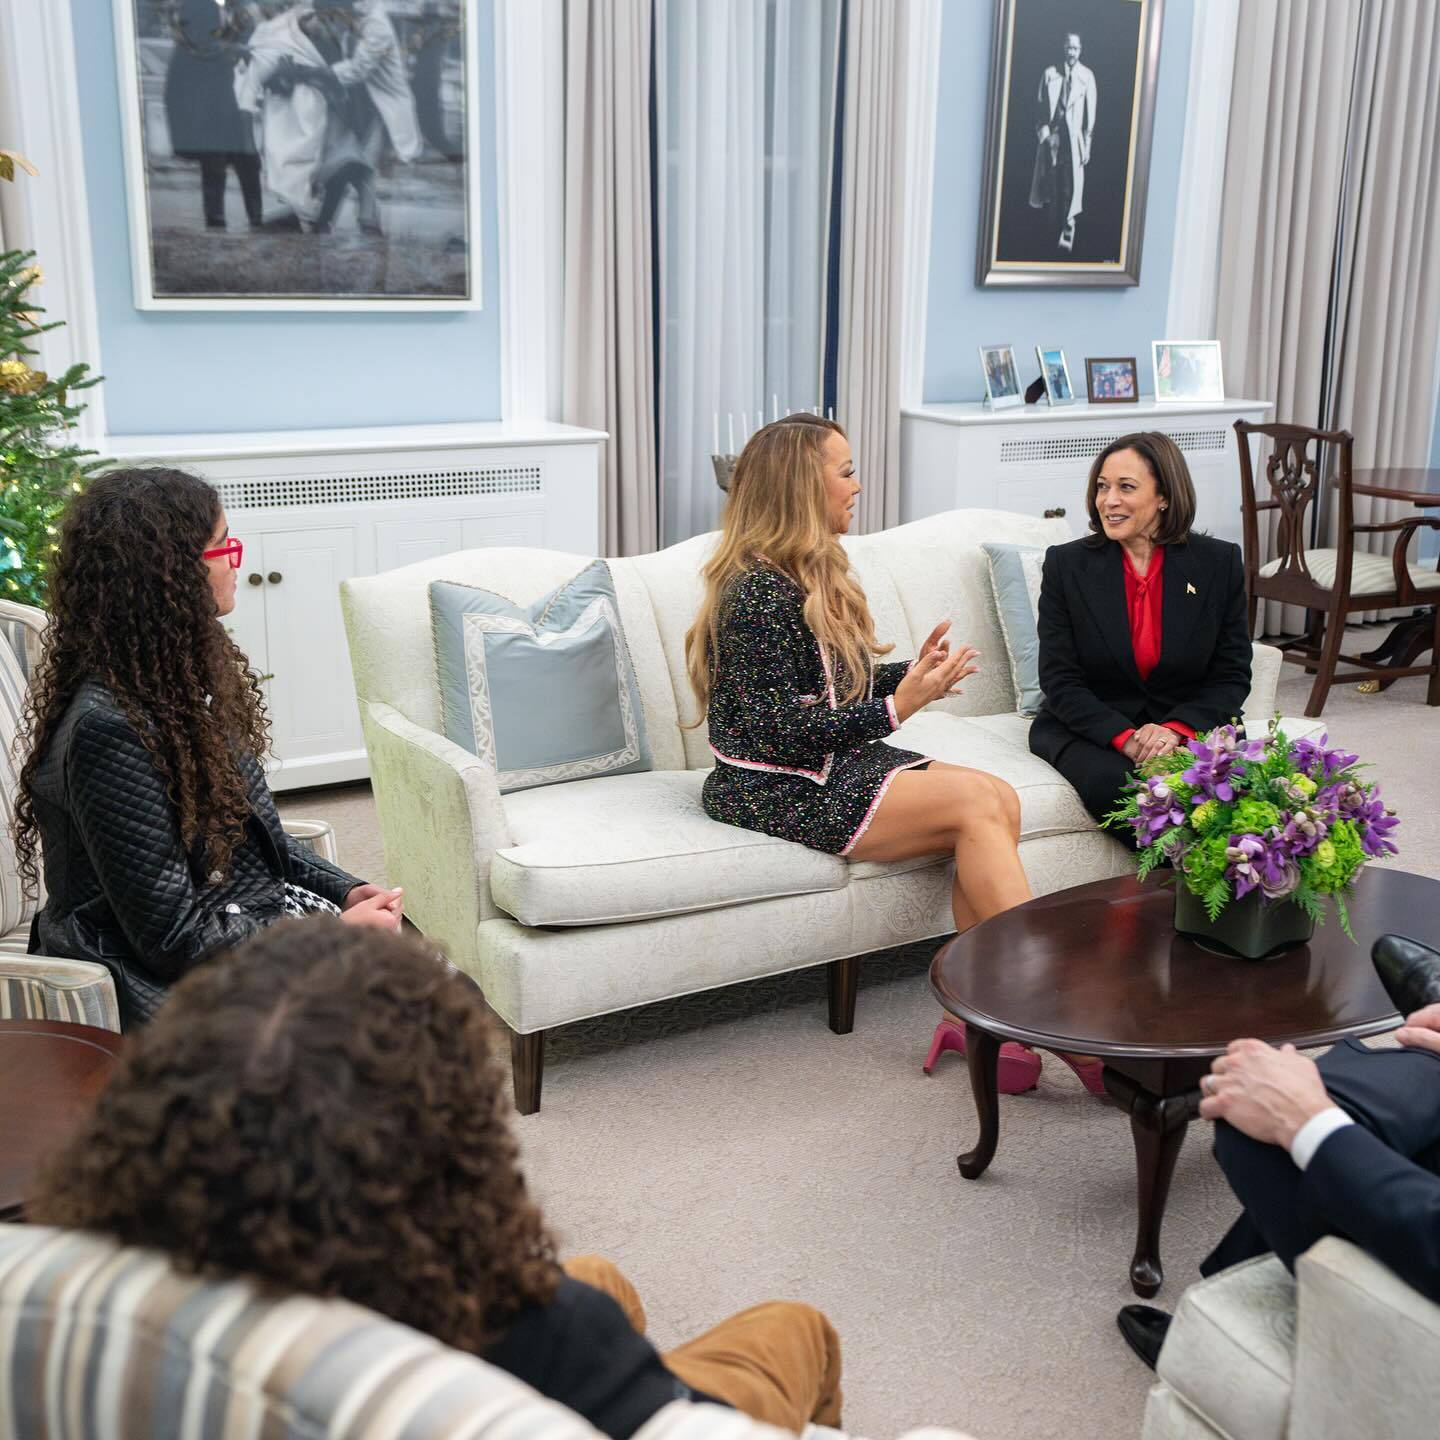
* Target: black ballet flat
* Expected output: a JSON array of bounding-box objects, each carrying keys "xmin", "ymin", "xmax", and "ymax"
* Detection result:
[
  {"xmin": 1372, "ymin": 934, "xmax": 1440, "ymax": 1019},
  {"xmin": 1117, "ymin": 1305, "xmax": 1172, "ymax": 1371}
]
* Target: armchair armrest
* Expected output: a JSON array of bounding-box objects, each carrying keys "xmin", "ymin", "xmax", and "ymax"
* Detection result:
[
  {"xmin": 1289, "ymin": 1237, "xmax": 1440, "ymax": 1436},
  {"xmin": 1241, "ymin": 641, "xmax": 1282, "ymax": 729},
  {"xmin": 360, "ymin": 701, "xmax": 512, "ymax": 970}
]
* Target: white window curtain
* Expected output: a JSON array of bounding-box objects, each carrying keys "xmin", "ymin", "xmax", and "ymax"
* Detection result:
[{"xmin": 657, "ymin": 0, "xmax": 841, "ymax": 546}]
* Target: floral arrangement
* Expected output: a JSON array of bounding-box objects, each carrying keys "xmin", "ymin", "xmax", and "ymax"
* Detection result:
[{"xmin": 1106, "ymin": 721, "xmax": 1399, "ymax": 936}]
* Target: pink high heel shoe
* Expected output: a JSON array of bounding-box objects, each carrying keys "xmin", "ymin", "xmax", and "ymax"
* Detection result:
[
  {"xmin": 1054, "ymin": 1052, "xmax": 1108, "ymax": 1096},
  {"xmin": 922, "ymin": 1017, "xmax": 1042, "ymax": 1094}
]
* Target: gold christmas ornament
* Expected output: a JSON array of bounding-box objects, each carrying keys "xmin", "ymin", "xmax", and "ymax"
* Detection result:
[{"xmin": 0, "ymin": 358, "xmax": 45, "ymax": 394}]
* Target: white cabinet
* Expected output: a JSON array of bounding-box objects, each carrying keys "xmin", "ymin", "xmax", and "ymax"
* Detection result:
[
  {"xmin": 103, "ymin": 421, "xmax": 606, "ymax": 789},
  {"xmin": 900, "ymin": 397, "xmax": 1273, "ymax": 543}
]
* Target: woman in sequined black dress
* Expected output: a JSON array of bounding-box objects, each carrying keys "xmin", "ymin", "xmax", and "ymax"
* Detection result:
[{"xmin": 685, "ymin": 414, "xmax": 1032, "ymax": 957}]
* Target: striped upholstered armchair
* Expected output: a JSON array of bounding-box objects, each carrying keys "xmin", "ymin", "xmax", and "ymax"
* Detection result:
[{"xmin": 0, "ymin": 603, "xmax": 339, "ymax": 1032}]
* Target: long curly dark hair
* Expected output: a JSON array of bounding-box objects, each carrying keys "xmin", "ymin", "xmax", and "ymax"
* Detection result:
[
  {"xmin": 32, "ymin": 920, "xmax": 561, "ymax": 1347},
  {"xmin": 14, "ymin": 466, "xmax": 269, "ymax": 894}
]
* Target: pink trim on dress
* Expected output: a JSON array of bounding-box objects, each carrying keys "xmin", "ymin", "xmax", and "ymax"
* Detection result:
[
  {"xmin": 839, "ymin": 756, "xmax": 931, "ymax": 856},
  {"xmin": 710, "ymin": 745, "xmax": 835, "ymax": 786},
  {"xmin": 884, "ymin": 695, "xmax": 899, "ymax": 731}
]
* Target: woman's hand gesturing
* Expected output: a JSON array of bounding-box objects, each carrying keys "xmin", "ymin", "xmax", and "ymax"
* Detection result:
[{"xmin": 893, "ymin": 628, "xmax": 979, "ymax": 724}]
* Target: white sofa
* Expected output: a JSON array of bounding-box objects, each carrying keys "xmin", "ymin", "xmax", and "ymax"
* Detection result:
[
  {"xmin": 1142, "ymin": 1238, "xmax": 1440, "ymax": 1439},
  {"xmin": 0, "ymin": 1222, "xmax": 975, "ymax": 1440},
  {"xmin": 341, "ymin": 510, "xmax": 1283, "ymax": 1111}
]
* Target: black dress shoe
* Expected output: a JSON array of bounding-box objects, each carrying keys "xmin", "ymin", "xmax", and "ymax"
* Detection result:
[
  {"xmin": 1372, "ymin": 934, "xmax": 1440, "ymax": 1018},
  {"xmin": 1117, "ymin": 1304, "xmax": 1172, "ymax": 1371}
]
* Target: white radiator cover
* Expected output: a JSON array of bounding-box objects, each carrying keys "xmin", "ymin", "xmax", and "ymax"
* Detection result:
[{"xmin": 102, "ymin": 421, "xmax": 606, "ymax": 791}]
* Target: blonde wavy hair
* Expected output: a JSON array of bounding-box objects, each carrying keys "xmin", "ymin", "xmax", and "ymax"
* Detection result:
[{"xmin": 684, "ymin": 413, "xmax": 890, "ymax": 720}]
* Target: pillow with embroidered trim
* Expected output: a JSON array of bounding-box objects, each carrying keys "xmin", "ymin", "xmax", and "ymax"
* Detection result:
[
  {"xmin": 430, "ymin": 561, "xmax": 652, "ymax": 793},
  {"xmin": 982, "ymin": 541, "xmax": 1046, "ymax": 716}
]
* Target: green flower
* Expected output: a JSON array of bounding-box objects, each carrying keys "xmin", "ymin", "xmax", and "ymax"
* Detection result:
[
  {"xmin": 1182, "ymin": 833, "xmax": 1230, "ymax": 893},
  {"xmin": 1232, "ymin": 798, "xmax": 1282, "ymax": 835},
  {"xmin": 1305, "ymin": 821, "xmax": 1365, "ymax": 895},
  {"xmin": 1314, "ymin": 839, "xmax": 1336, "ymax": 870},
  {"xmin": 1189, "ymin": 799, "xmax": 1219, "ymax": 832},
  {"xmin": 1289, "ymin": 773, "xmax": 1318, "ymax": 799}
]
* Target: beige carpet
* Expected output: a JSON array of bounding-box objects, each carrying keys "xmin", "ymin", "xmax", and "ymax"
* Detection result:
[{"xmin": 278, "ymin": 634, "xmax": 1440, "ymax": 1440}]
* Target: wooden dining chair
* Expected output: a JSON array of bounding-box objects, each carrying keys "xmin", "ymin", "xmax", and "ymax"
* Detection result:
[{"xmin": 1235, "ymin": 419, "xmax": 1440, "ymax": 717}]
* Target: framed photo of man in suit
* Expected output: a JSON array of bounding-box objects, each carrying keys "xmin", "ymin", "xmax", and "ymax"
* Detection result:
[
  {"xmin": 976, "ymin": 0, "xmax": 1165, "ymax": 288},
  {"xmin": 114, "ymin": 0, "xmax": 480, "ymax": 310}
]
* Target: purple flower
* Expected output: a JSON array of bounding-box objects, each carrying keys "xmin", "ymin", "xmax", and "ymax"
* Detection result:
[
  {"xmin": 1182, "ymin": 725, "xmax": 1267, "ymax": 802},
  {"xmin": 1278, "ymin": 807, "xmax": 1327, "ymax": 858},
  {"xmin": 1132, "ymin": 776, "xmax": 1188, "ymax": 845},
  {"xmin": 1225, "ymin": 831, "xmax": 1300, "ymax": 900},
  {"xmin": 1292, "ymin": 732, "xmax": 1359, "ymax": 781},
  {"xmin": 1352, "ymin": 789, "xmax": 1401, "ymax": 858}
]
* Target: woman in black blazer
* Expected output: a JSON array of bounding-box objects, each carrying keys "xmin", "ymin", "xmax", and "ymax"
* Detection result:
[{"xmin": 1029, "ymin": 432, "xmax": 1253, "ymax": 834}]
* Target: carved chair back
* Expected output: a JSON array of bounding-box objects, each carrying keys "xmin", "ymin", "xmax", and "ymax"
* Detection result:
[{"xmin": 1235, "ymin": 420, "xmax": 1355, "ymax": 608}]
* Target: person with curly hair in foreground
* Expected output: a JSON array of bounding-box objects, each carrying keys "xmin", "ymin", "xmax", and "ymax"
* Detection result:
[
  {"xmin": 14, "ymin": 466, "xmax": 401, "ymax": 1024},
  {"xmin": 31, "ymin": 920, "xmax": 843, "ymax": 1438}
]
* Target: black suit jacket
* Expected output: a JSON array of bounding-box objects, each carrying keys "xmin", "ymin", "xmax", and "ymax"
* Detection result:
[{"xmin": 1028, "ymin": 532, "xmax": 1252, "ymax": 764}]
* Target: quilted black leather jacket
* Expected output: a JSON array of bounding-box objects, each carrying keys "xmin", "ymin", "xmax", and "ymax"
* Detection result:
[{"xmin": 27, "ymin": 681, "xmax": 360, "ymax": 1023}]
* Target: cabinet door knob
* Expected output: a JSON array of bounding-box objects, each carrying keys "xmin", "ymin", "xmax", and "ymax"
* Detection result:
[
  {"xmin": 247, "ymin": 572, "xmax": 263, "ymax": 586},
  {"xmin": 1044, "ymin": 507, "xmax": 1067, "ymax": 519},
  {"xmin": 267, "ymin": 571, "xmax": 283, "ymax": 585}
]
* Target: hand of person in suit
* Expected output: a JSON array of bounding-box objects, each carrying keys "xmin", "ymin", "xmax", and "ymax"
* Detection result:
[
  {"xmin": 1197, "ymin": 1038, "xmax": 1333, "ymax": 1148},
  {"xmin": 1396, "ymin": 1003, "xmax": 1440, "ymax": 1055},
  {"xmin": 894, "ymin": 637, "xmax": 980, "ymax": 724},
  {"xmin": 1130, "ymin": 723, "xmax": 1182, "ymax": 763}
]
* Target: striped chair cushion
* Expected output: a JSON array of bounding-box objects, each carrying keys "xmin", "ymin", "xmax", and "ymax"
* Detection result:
[
  {"xmin": 283, "ymin": 818, "xmax": 341, "ymax": 864},
  {"xmin": 1258, "ymin": 548, "xmax": 1440, "ymax": 596},
  {"xmin": 0, "ymin": 597, "xmax": 46, "ymax": 680},
  {"xmin": 0, "ymin": 1225, "xmax": 619, "ymax": 1440},
  {"xmin": 0, "ymin": 952, "xmax": 120, "ymax": 1031}
]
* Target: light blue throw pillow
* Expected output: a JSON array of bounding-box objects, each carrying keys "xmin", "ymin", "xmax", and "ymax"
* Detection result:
[
  {"xmin": 982, "ymin": 542, "xmax": 1046, "ymax": 716},
  {"xmin": 430, "ymin": 561, "xmax": 652, "ymax": 793}
]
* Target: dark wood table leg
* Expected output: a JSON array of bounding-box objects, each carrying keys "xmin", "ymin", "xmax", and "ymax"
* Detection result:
[
  {"xmin": 1105, "ymin": 1068, "xmax": 1192, "ymax": 1296},
  {"xmin": 957, "ymin": 1023, "xmax": 1001, "ymax": 1179}
]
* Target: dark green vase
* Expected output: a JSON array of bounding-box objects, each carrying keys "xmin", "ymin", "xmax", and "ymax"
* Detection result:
[{"xmin": 1173, "ymin": 885, "xmax": 1315, "ymax": 960}]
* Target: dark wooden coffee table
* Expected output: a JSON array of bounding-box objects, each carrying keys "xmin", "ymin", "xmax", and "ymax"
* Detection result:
[
  {"xmin": 930, "ymin": 868, "xmax": 1438, "ymax": 1296},
  {"xmin": 0, "ymin": 1019, "xmax": 124, "ymax": 1221}
]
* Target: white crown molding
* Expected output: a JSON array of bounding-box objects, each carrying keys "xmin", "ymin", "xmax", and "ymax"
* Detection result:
[
  {"xmin": 1165, "ymin": 0, "xmax": 1240, "ymax": 341},
  {"xmin": 899, "ymin": 0, "xmax": 942, "ymax": 409},
  {"xmin": 0, "ymin": 0, "xmax": 106, "ymax": 442},
  {"xmin": 494, "ymin": 0, "xmax": 564, "ymax": 423}
]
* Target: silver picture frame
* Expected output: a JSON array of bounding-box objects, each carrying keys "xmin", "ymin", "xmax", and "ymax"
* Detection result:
[
  {"xmin": 1151, "ymin": 340, "xmax": 1224, "ymax": 403},
  {"xmin": 1036, "ymin": 345, "xmax": 1075, "ymax": 405},
  {"xmin": 976, "ymin": 0, "xmax": 1166, "ymax": 289},
  {"xmin": 979, "ymin": 343, "xmax": 1025, "ymax": 409}
]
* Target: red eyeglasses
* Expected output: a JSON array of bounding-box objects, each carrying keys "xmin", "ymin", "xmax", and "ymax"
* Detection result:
[{"xmin": 202, "ymin": 537, "xmax": 244, "ymax": 569}]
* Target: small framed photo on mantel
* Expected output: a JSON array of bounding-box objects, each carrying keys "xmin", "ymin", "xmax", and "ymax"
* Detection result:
[
  {"xmin": 1152, "ymin": 340, "xmax": 1224, "ymax": 403},
  {"xmin": 1037, "ymin": 346, "xmax": 1074, "ymax": 405},
  {"xmin": 1085, "ymin": 356, "xmax": 1139, "ymax": 403},
  {"xmin": 980, "ymin": 344, "xmax": 1024, "ymax": 409}
]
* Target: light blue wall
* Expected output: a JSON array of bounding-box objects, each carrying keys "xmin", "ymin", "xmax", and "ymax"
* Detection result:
[
  {"xmin": 73, "ymin": 0, "xmax": 502, "ymax": 435},
  {"xmin": 923, "ymin": 0, "xmax": 1193, "ymax": 403}
]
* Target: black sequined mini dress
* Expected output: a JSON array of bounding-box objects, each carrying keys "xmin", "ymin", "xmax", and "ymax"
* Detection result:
[{"xmin": 702, "ymin": 564, "xmax": 931, "ymax": 856}]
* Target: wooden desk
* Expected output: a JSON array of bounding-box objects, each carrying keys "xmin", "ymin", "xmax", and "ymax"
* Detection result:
[{"xmin": 0, "ymin": 1019, "xmax": 123, "ymax": 1221}]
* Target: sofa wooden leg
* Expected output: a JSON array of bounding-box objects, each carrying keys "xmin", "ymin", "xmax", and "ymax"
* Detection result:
[
  {"xmin": 828, "ymin": 956, "xmax": 857, "ymax": 1034},
  {"xmin": 509, "ymin": 1028, "xmax": 545, "ymax": 1115}
]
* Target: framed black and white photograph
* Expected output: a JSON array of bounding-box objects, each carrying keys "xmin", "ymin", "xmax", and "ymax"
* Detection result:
[
  {"xmin": 1085, "ymin": 354, "xmax": 1139, "ymax": 402},
  {"xmin": 114, "ymin": 0, "xmax": 480, "ymax": 310},
  {"xmin": 1152, "ymin": 340, "xmax": 1224, "ymax": 402},
  {"xmin": 976, "ymin": 0, "xmax": 1165, "ymax": 288},
  {"xmin": 979, "ymin": 344, "xmax": 1024, "ymax": 409},
  {"xmin": 1037, "ymin": 345, "xmax": 1074, "ymax": 404}
]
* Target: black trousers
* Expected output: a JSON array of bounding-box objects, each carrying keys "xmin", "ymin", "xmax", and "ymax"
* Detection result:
[
  {"xmin": 1047, "ymin": 733, "xmax": 1138, "ymax": 845},
  {"xmin": 198, "ymin": 152, "xmax": 262, "ymax": 228},
  {"xmin": 1202, "ymin": 1039, "xmax": 1440, "ymax": 1277}
]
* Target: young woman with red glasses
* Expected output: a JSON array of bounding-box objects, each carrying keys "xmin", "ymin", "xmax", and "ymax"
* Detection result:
[{"xmin": 14, "ymin": 467, "xmax": 402, "ymax": 1025}]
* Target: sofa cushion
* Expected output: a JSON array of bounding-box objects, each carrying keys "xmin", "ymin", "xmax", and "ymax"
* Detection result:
[
  {"xmin": 982, "ymin": 542, "xmax": 1045, "ymax": 716},
  {"xmin": 431, "ymin": 562, "xmax": 652, "ymax": 793},
  {"xmin": 492, "ymin": 771, "xmax": 847, "ymax": 925},
  {"xmin": 1155, "ymin": 1255, "xmax": 1297, "ymax": 1440},
  {"xmin": 884, "ymin": 713, "xmax": 1099, "ymax": 840}
]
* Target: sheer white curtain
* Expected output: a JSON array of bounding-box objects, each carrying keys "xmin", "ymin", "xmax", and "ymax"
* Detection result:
[{"xmin": 657, "ymin": 0, "xmax": 841, "ymax": 546}]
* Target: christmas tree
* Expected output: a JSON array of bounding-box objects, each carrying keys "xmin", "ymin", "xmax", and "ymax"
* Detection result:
[{"xmin": 0, "ymin": 246, "xmax": 100, "ymax": 605}]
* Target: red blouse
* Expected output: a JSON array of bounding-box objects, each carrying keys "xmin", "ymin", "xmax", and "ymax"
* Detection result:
[{"xmin": 1111, "ymin": 545, "xmax": 1196, "ymax": 752}]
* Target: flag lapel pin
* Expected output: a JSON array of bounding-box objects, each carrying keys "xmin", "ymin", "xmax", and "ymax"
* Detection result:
[{"xmin": 1186, "ymin": 582, "xmax": 1197, "ymax": 595}]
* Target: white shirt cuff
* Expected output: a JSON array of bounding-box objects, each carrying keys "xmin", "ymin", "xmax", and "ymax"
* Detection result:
[{"xmin": 1289, "ymin": 1107, "xmax": 1354, "ymax": 1170}]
